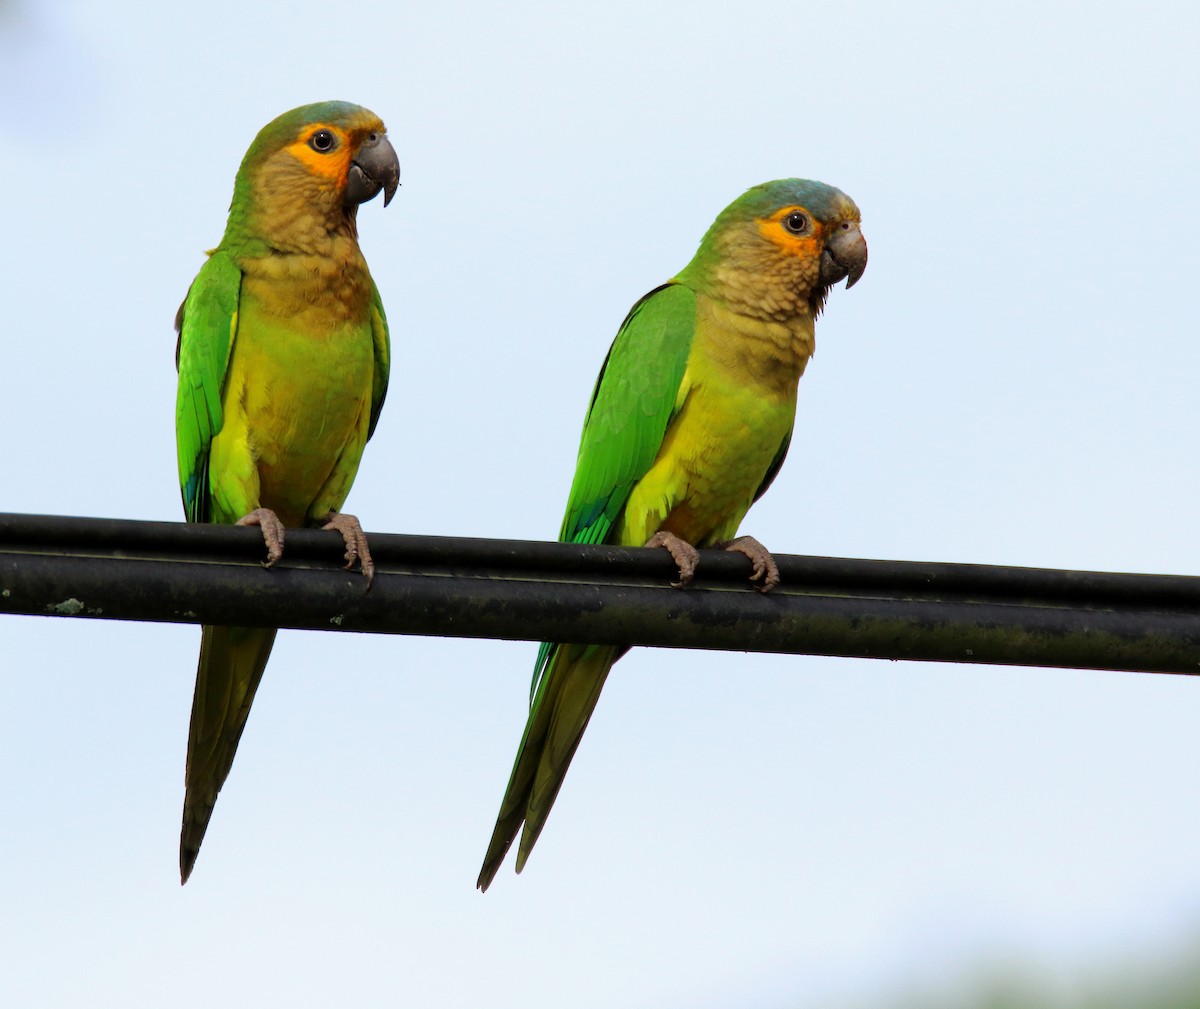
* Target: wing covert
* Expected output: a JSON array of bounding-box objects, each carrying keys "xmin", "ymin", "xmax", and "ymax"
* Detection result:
[
  {"xmin": 175, "ymin": 251, "xmax": 241, "ymax": 523},
  {"xmin": 558, "ymin": 282, "xmax": 697, "ymax": 547},
  {"xmin": 367, "ymin": 279, "xmax": 390, "ymax": 441}
]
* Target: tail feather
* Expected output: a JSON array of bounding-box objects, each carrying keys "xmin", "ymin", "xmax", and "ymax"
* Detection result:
[
  {"xmin": 477, "ymin": 643, "xmax": 618, "ymax": 891},
  {"xmin": 180, "ymin": 623, "xmax": 277, "ymax": 884}
]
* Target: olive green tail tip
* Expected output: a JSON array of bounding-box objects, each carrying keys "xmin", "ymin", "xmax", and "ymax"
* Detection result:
[
  {"xmin": 477, "ymin": 838, "xmax": 518, "ymax": 893},
  {"xmin": 180, "ymin": 848, "xmax": 197, "ymax": 886},
  {"xmin": 180, "ymin": 823, "xmax": 204, "ymax": 882},
  {"xmin": 179, "ymin": 803, "xmax": 212, "ymax": 885},
  {"xmin": 476, "ymin": 858, "xmax": 501, "ymax": 893}
]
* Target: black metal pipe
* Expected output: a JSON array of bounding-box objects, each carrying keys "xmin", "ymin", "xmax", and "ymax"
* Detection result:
[{"xmin": 2, "ymin": 512, "xmax": 1199, "ymax": 675}]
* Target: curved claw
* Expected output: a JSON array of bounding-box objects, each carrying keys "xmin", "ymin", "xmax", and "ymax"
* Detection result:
[
  {"xmin": 719, "ymin": 535, "xmax": 780, "ymax": 593},
  {"xmin": 323, "ymin": 511, "xmax": 375, "ymax": 590},
  {"xmin": 235, "ymin": 508, "xmax": 286, "ymax": 567},
  {"xmin": 645, "ymin": 530, "xmax": 700, "ymax": 588}
]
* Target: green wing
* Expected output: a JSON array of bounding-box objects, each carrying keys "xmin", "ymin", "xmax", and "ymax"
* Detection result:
[
  {"xmin": 527, "ymin": 282, "xmax": 696, "ymax": 696},
  {"xmin": 558, "ymin": 281, "xmax": 697, "ymax": 547},
  {"xmin": 478, "ymin": 282, "xmax": 697, "ymax": 888},
  {"xmin": 752, "ymin": 427, "xmax": 793, "ymax": 504},
  {"xmin": 366, "ymin": 278, "xmax": 390, "ymax": 441},
  {"xmin": 175, "ymin": 251, "xmax": 242, "ymax": 523}
]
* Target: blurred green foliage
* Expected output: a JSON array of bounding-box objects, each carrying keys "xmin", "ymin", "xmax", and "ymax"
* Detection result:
[{"xmin": 827, "ymin": 934, "xmax": 1200, "ymax": 1009}]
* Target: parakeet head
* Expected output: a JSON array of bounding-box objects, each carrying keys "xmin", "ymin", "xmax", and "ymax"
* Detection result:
[
  {"xmin": 678, "ymin": 178, "xmax": 866, "ymax": 321},
  {"xmin": 224, "ymin": 100, "xmax": 400, "ymax": 246}
]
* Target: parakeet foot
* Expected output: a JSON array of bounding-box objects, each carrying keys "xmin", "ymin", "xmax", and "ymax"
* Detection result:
[
  {"xmin": 323, "ymin": 511, "xmax": 375, "ymax": 589},
  {"xmin": 645, "ymin": 530, "xmax": 700, "ymax": 588},
  {"xmin": 718, "ymin": 535, "xmax": 780, "ymax": 593},
  {"xmin": 236, "ymin": 508, "xmax": 286, "ymax": 568}
]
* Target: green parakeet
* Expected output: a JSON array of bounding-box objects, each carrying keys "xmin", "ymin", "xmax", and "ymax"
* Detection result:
[
  {"xmin": 174, "ymin": 101, "xmax": 399, "ymax": 883},
  {"xmin": 478, "ymin": 179, "xmax": 867, "ymax": 890}
]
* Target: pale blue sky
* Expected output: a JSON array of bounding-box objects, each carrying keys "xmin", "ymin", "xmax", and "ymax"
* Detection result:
[{"xmin": 2, "ymin": 1, "xmax": 1200, "ymax": 1006}]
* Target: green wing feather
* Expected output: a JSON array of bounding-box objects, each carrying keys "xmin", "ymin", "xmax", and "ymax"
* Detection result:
[
  {"xmin": 531, "ymin": 281, "xmax": 695, "ymax": 695},
  {"xmin": 559, "ymin": 281, "xmax": 696, "ymax": 546},
  {"xmin": 477, "ymin": 281, "xmax": 697, "ymax": 890},
  {"xmin": 366, "ymin": 278, "xmax": 390, "ymax": 441},
  {"xmin": 752, "ymin": 427, "xmax": 793, "ymax": 504},
  {"xmin": 173, "ymin": 250, "xmax": 254, "ymax": 883},
  {"xmin": 175, "ymin": 251, "xmax": 242, "ymax": 523}
]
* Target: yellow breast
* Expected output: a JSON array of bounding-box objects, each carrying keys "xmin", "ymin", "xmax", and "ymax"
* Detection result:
[
  {"xmin": 206, "ymin": 283, "xmax": 376, "ymax": 527},
  {"xmin": 616, "ymin": 293, "xmax": 814, "ymax": 547}
]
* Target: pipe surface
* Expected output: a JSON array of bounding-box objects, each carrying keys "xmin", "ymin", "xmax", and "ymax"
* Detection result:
[{"xmin": 2, "ymin": 512, "xmax": 1199, "ymax": 674}]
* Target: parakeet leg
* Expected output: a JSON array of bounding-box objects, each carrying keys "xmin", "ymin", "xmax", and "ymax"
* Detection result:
[
  {"xmin": 645, "ymin": 530, "xmax": 700, "ymax": 588},
  {"xmin": 323, "ymin": 511, "xmax": 375, "ymax": 587},
  {"xmin": 718, "ymin": 534, "xmax": 780, "ymax": 593},
  {"xmin": 236, "ymin": 508, "xmax": 286, "ymax": 568}
]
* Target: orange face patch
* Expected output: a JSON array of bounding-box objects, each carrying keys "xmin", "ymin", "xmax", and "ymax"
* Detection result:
[
  {"xmin": 283, "ymin": 123, "xmax": 356, "ymax": 186},
  {"xmin": 756, "ymin": 205, "xmax": 824, "ymax": 259}
]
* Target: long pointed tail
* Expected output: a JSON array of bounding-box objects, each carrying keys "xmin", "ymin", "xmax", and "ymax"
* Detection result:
[
  {"xmin": 180, "ymin": 624, "xmax": 277, "ymax": 883},
  {"xmin": 477, "ymin": 643, "xmax": 620, "ymax": 891}
]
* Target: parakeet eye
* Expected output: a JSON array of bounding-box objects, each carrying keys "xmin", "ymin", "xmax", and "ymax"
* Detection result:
[
  {"xmin": 782, "ymin": 211, "xmax": 810, "ymax": 236},
  {"xmin": 309, "ymin": 130, "xmax": 338, "ymax": 153}
]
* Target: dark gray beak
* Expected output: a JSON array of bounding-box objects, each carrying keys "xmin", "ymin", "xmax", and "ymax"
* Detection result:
[
  {"xmin": 345, "ymin": 132, "xmax": 400, "ymax": 208},
  {"xmin": 818, "ymin": 221, "xmax": 868, "ymax": 289}
]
